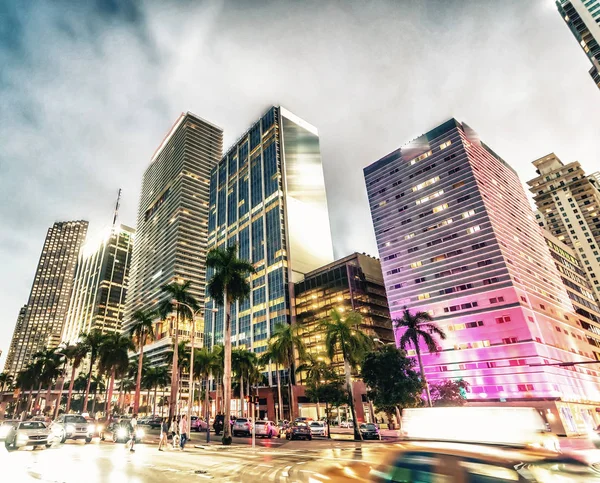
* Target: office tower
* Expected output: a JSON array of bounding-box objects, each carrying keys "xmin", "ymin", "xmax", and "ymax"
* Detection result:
[
  {"xmin": 528, "ymin": 153, "xmax": 600, "ymax": 303},
  {"xmin": 556, "ymin": 0, "xmax": 600, "ymax": 90},
  {"xmin": 591, "ymin": 171, "xmax": 600, "ymax": 186},
  {"xmin": 61, "ymin": 224, "xmax": 134, "ymax": 344},
  {"xmin": 294, "ymin": 252, "xmax": 394, "ymax": 376},
  {"xmin": 204, "ymin": 106, "xmax": 334, "ymax": 362},
  {"xmin": 4, "ymin": 221, "xmax": 88, "ymax": 375},
  {"xmin": 124, "ymin": 112, "xmax": 223, "ymax": 365},
  {"xmin": 3, "ymin": 306, "xmax": 27, "ymax": 373},
  {"xmin": 365, "ymin": 119, "xmax": 600, "ymax": 435}
]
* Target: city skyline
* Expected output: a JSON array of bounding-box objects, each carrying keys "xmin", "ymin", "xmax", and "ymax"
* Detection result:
[{"xmin": 2, "ymin": 0, "xmax": 600, "ymax": 367}]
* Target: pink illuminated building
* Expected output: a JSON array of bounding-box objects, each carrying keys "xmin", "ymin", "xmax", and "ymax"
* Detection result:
[{"xmin": 364, "ymin": 119, "xmax": 600, "ymax": 435}]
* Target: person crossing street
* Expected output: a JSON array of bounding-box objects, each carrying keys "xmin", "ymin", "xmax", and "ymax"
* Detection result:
[
  {"xmin": 158, "ymin": 417, "xmax": 169, "ymax": 451},
  {"xmin": 179, "ymin": 415, "xmax": 188, "ymax": 450}
]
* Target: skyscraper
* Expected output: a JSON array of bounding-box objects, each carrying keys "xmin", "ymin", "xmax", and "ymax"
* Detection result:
[
  {"xmin": 365, "ymin": 119, "xmax": 600, "ymax": 434},
  {"xmin": 4, "ymin": 221, "xmax": 88, "ymax": 375},
  {"xmin": 556, "ymin": 0, "xmax": 600, "ymax": 90},
  {"xmin": 204, "ymin": 106, "xmax": 334, "ymax": 362},
  {"xmin": 61, "ymin": 224, "xmax": 134, "ymax": 344},
  {"xmin": 124, "ymin": 112, "xmax": 223, "ymax": 365},
  {"xmin": 3, "ymin": 305, "xmax": 28, "ymax": 374},
  {"xmin": 527, "ymin": 153, "xmax": 600, "ymax": 303}
]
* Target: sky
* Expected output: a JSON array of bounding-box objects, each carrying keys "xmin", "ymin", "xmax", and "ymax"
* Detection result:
[{"xmin": 1, "ymin": 0, "xmax": 599, "ymax": 369}]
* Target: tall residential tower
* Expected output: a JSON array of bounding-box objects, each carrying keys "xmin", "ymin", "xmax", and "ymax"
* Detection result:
[
  {"xmin": 365, "ymin": 119, "xmax": 600, "ymax": 435},
  {"xmin": 124, "ymin": 112, "xmax": 223, "ymax": 365},
  {"xmin": 4, "ymin": 221, "xmax": 88, "ymax": 375}
]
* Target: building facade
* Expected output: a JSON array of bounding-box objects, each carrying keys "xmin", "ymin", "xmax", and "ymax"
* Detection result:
[
  {"xmin": 365, "ymin": 119, "xmax": 600, "ymax": 435},
  {"xmin": 3, "ymin": 305, "xmax": 28, "ymax": 374},
  {"xmin": 62, "ymin": 224, "xmax": 134, "ymax": 343},
  {"xmin": 124, "ymin": 112, "xmax": 223, "ymax": 366},
  {"xmin": 528, "ymin": 153, "xmax": 600, "ymax": 303},
  {"xmin": 4, "ymin": 221, "xmax": 88, "ymax": 375},
  {"xmin": 557, "ymin": 0, "xmax": 600, "ymax": 90},
  {"xmin": 294, "ymin": 252, "xmax": 394, "ymax": 377},
  {"xmin": 204, "ymin": 106, "xmax": 334, "ymax": 366}
]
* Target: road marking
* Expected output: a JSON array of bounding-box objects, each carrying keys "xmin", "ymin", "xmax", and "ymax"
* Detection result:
[{"xmin": 281, "ymin": 465, "xmax": 293, "ymax": 477}]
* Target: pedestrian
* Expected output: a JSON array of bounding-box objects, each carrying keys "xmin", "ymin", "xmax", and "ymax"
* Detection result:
[
  {"xmin": 179, "ymin": 414, "xmax": 188, "ymax": 450},
  {"xmin": 158, "ymin": 417, "xmax": 169, "ymax": 451},
  {"xmin": 171, "ymin": 417, "xmax": 180, "ymax": 449},
  {"xmin": 128, "ymin": 413, "xmax": 138, "ymax": 452}
]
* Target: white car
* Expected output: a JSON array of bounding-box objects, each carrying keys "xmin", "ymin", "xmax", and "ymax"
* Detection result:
[
  {"xmin": 340, "ymin": 420, "xmax": 354, "ymax": 428},
  {"xmin": 232, "ymin": 418, "xmax": 253, "ymax": 437},
  {"xmin": 309, "ymin": 421, "xmax": 328, "ymax": 437},
  {"xmin": 255, "ymin": 421, "xmax": 277, "ymax": 438},
  {"xmin": 4, "ymin": 420, "xmax": 52, "ymax": 450},
  {"xmin": 50, "ymin": 414, "xmax": 94, "ymax": 443}
]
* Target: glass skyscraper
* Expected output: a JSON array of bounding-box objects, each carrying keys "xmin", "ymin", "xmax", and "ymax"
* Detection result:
[
  {"xmin": 4, "ymin": 221, "xmax": 88, "ymax": 376},
  {"xmin": 204, "ymin": 106, "xmax": 334, "ymax": 368},
  {"xmin": 365, "ymin": 119, "xmax": 600, "ymax": 435},
  {"xmin": 557, "ymin": 0, "xmax": 600, "ymax": 90}
]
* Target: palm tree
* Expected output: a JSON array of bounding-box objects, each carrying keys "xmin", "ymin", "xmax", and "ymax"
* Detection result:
[
  {"xmin": 117, "ymin": 378, "xmax": 136, "ymax": 413},
  {"xmin": 320, "ymin": 308, "xmax": 372, "ymax": 440},
  {"xmin": 15, "ymin": 366, "xmax": 37, "ymax": 415},
  {"xmin": 159, "ymin": 280, "xmax": 199, "ymax": 420},
  {"xmin": 79, "ymin": 329, "xmax": 107, "ymax": 413},
  {"xmin": 194, "ymin": 348, "xmax": 219, "ymax": 426},
  {"xmin": 129, "ymin": 310, "xmax": 156, "ymax": 414},
  {"xmin": 63, "ymin": 343, "xmax": 87, "ymax": 413},
  {"xmin": 267, "ymin": 323, "xmax": 306, "ymax": 422},
  {"xmin": 99, "ymin": 333, "xmax": 134, "ymax": 418},
  {"xmin": 147, "ymin": 366, "xmax": 170, "ymax": 417},
  {"xmin": 0, "ymin": 372, "xmax": 13, "ymax": 393},
  {"xmin": 394, "ymin": 307, "xmax": 447, "ymax": 407},
  {"xmin": 206, "ymin": 244, "xmax": 255, "ymax": 445},
  {"xmin": 259, "ymin": 345, "xmax": 285, "ymax": 423},
  {"xmin": 164, "ymin": 340, "xmax": 189, "ymax": 415},
  {"xmin": 296, "ymin": 352, "xmax": 330, "ymax": 419},
  {"xmin": 232, "ymin": 349, "xmax": 257, "ymax": 417},
  {"xmin": 31, "ymin": 348, "xmax": 62, "ymax": 413}
]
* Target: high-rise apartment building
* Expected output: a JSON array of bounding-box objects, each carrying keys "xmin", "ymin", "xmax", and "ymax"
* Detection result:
[
  {"xmin": 365, "ymin": 119, "xmax": 600, "ymax": 435},
  {"xmin": 62, "ymin": 224, "xmax": 134, "ymax": 343},
  {"xmin": 4, "ymin": 221, "xmax": 88, "ymax": 375},
  {"xmin": 204, "ymin": 106, "xmax": 334, "ymax": 363},
  {"xmin": 124, "ymin": 112, "xmax": 223, "ymax": 365},
  {"xmin": 3, "ymin": 305, "xmax": 28, "ymax": 374},
  {"xmin": 528, "ymin": 153, "xmax": 600, "ymax": 303},
  {"xmin": 557, "ymin": 0, "xmax": 600, "ymax": 90}
]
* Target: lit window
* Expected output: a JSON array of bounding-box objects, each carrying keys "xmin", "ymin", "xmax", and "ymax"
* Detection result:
[
  {"xmin": 440, "ymin": 140, "xmax": 452, "ymax": 150},
  {"xmin": 418, "ymin": 293, "xmax": 430, "ymax": 300},
  {"xmin": 409, "ymin": 151, "xmax": 432, "ymax": 166},
  {"xmin": 433, "ymin": 203, "xmax": 449, "ymax": 214},
  {"xmin": 404, "ymin": 232, "xmax": 415, "ymax": 240},
  {"xmin": 410, "ymin": 260, "xmax": 423, "ymax": 269},
  {"xmin": 412, "ymin": 176, "xmax": 440, "ymax": 192},
  {"xmin": 467, "ymin": 225, "xmax": 481, "ymax": 234},
  {"xmin": 415, "ymin": 189, "xmax": 444, "ymax": 205},
  {"xmin": 462, "ymin": 210, "xmax": 475, "ymax": 219}
]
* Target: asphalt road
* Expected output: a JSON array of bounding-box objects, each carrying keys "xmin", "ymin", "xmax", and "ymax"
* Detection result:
[{"xmin": 0, "ymin": 433, "xmax": 392, "ymax": 482}]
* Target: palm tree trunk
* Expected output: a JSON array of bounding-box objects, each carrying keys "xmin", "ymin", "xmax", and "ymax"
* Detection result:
[
  {"xmin": 33, "ymin": 381, "xmax": 43, "ymax": 413},
  {"xmin": 106, "ymin": 369, "xmax": 116, "ymax": 417},
  {"xmin": 83, "ymin": 362, "xmax": 93, "ymax": 413},
  {"xmin": 240, "ymin": 376, "xmax": 244, "ymax": 418},
  {"xmin": 343, "ymin": 357, "xmax": 362, "ymax": 441},
  {"xmin": 91, "ymin": 389, "xmax": 97, "ymax": 414},
  {"xmin": 223, "ymin": 289, "xmax": 233, "ymax": 443},
  {"xmin": 169, "ymin": 310, "xmax": 180, "ymax": 420},
  {"xmin": 153, "ymin": 386, "xmax": 158, "ymax": 417},
  {"xmin": 66, "ymin": 364, "xmax": 77, "ymax": 413},
  {"xmin": 275, "ymin": 363, "xmax": 283, "ymax": 423},
  {"xmin": 316, "ymin": 400, "xmax": 321, "ymax": 420},
  {"xmin": 147, "ymin": 388, "xmax": 151, "ymax": 415},
  {"xmin": 161, "ymin": 388, "xmax": 165, "ymax": 417},
  {"xmin": 415, "ymin": 346, "xmax": 432, "ymax": 407},
  {"xmin": 134, "ymin": 335, "xmax": 144, "ymax": 413},
  {"xmin": 204, "ymin": 375, "xmax": 211, "ymax": 442}
]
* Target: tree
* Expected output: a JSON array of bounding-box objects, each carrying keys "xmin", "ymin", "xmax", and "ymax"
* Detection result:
[
  {"xmin": 31, "ymin": 348, "xmax": 62, "ymax": 413},
  {"xmin": 15, "ymin": 365, "xmax": 37, "ymax": 415},
  {"xmin": 164, "ymin": 340, "xmax": 189, "ymax": 415},
  {"xmin": 62, "ymin": 343, "xmax": 87, "ymax": 413},
  {"xmin": 79, "ymin": 329, "xmax": 107, "ymax": 413},
  {"xmin": 430, "ymin": 379, "xmax": 469, "ymax": 407},
  {"xmin": 267, "ymin": 323, "xmax": 306, "ymax": 422},
  {"xmin": 0, "ymin": 372, "xmax": 13, "ymax": 393},
  {"xmin": 259, "ymin": 345, "xmax": 285, "ymax": 423},
  {"xmin": 194, "ymin": 347, "xmax": 220, "ymax": 438},
  {"xmin": 394, "ymin": 307, "xmax": 447, "ymax": 407},
  {"xmin": 320, "ymin": 308, "xmax": 372, "ymax": 440},
  {"xmin": 305, "ymin": 369, "xmax": 347, "ymax": 438},
  {"xmin": 296, "ymin": 352, "xmax": 329, "ymax": 419},
  {"xmin": 232, "ymin": 349, "xmax": 257, "ymax": 417},
  {"xmin": 159, "ymin": 280, "xmax": 199, "ymax": 420},
  {"xmin": 99, "ymin": 333, "xmax": 134, "ymax": 418},
  {"xmin": 129, "ymin": 310, "xmax": 156, "ymax": 414},
  {"xmin": 361, "ymin": 345, "xmax": 424, "ymax": 424},
  {"xmin": 206, "ymin": 244, "xmax": 255, "ymax": 445}
]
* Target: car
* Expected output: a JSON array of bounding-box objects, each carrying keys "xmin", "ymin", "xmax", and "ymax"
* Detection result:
[
  {"xmin": 4, "ymin": 420, "xmax": 52, "ymax": 450},
  {"xmin": 213, "ymin": 415, "xmax": 225, "ymax": 435},
  {"xmin": 359, "ymin": 422, "xmax": 381, "ymax": 440},
  {"xmin": 50, "ymin": 414, "xmax": 94, "ymax": 443},
  {"xmin": 147, "ymin": 417, "xmax": 163, "ymax": 429},
  {"xmin": 309, "ymin": 420, "xmax": 328, "ymax": 437},
  {"xmin": 191, "ymin": 416, "xmax": 208, "ymax": 432},
  {"xmin": 232, "ymin": 418, "xmax": 253, "ymax": 437},
  {"xmin": 106, "ymin": 419, "xmax": 145, "ymax": 443},
  {"xmin": 255, "ymin": 420, "xmax": 277, "ymax": 438},
  {"xmin": 0, "ymin": 420, "xmax": 18, "ymax": 441},
  {"xmin": 277, "ymin": 421, "xmax": 289, "ymax": 438},
  {"xmin": 286, "ymin": 422, "xmax": 312, "ymax": 441},
  {"xmin": 340, "ymin": 420, "xmax": 354, "ymax": 428}
]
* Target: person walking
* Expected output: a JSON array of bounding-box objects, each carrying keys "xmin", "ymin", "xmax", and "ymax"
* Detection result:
[
  {"xmin": 158, "ymin": 417, "xmax": 169, "ymax": 451},
  {"xmin": 171, "ymin": 417, "xmax": 180, "ymax": 449},
  {"xmin": 179, "ymin": 414, "xmax": 188, "ymax": 450},
  {"xmin": 128, "ymin": 414, "xmax": 138, "ymax": 452}
]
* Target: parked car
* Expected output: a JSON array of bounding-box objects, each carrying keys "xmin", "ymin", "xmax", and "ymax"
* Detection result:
[
  {"xmin": 286, "ymin": 422, "xmax": 312, "ymax": 441},
  {"xmin": 309, "ymin": 421, "xmax": 328, "ymax": 437},
  {"xmin": 147, "ymin": 417, "xmax": 163, "ymax": 429},
  {"xmin": 232, "ymin": 418, "xmax": 253, "ymax": 437},
  {"xmin": 0, "ymin": 420, "xmax": 18, "ymax": 441},
  {"xmin": 255, "ymin": 420, "xmax": 277, "ymax": 438},
  {"xmin": 359, "ymin": 423, "xmax": 381, "ymax": 440},
  {"xmin": 191, "ymin": 416, "xmax": 208, "ymax": 432},
  {"xmin": 4, "ymin": 420, "xmax": 52, "ymax": 450},
  {"xmin": 50, "ymin": 414, "xmax": 94, "ymax": 443}
]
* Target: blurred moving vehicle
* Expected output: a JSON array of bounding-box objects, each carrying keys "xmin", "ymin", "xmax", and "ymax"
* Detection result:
[
  {"xmin": 106, "ymin": 419, "xmax": 145, "ymax": 443},
  {"xmin": 4, "ymin": 421, "xmax": 52, "ymax": 450},
  {"xmin": 232, "ymin": 418, "xmax": 253, "ymax": 437},
  {"xmin": 309, "ymin": 421, "xmax": 328, "ymax": 437},
  {"xmin": 191, "ymin": 416, "xmax": 208, "ymax": 432},
  {"xmin": 50, "ymin": 414, "xmax": 94, "ymax": 443},
  {"xmin": 340, "ymin": 420, "xmax": 354, "ymax": 428},
  {"xmin": 286, "ymin": 422, "xmax": 312, "ymax": 441},
  {"xmin": 255, "ymin": 420, "xmax": 277, "ymax": 438},
  {"xmin": 359, "ymin": 422, "xmax": 381, "ymax": 440},
  {"xmin": 146, "ymin": 417, "xmax": 163, "ymax": 429},
  {"xmin": 0, "ymin": 420, "xmax": 18, "ymax": 441}
]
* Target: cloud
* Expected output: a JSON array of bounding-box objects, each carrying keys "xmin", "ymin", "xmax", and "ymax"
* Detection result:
[{"xmin": 1, "ymin": 0, "xmax": 599, "ymax": 366}]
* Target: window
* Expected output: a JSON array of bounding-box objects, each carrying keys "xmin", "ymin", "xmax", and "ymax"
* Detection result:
[
  {"xmin": 457, "ymin": 195, "xmax": 471, "ymax": 203},
  {"xmin": 478, "ymin": 259, "xmax": 492, "ymax": 267},
  {"xmin": 462, "ymin": 210, "xmax": 475, "ymax": 219},
  {"xmin": 433, "ymin": 203, "xmax": 448, "ymax": 213},
  {"xmin": 409, "ymin": 150, "xmax": 432, "ymax": 165},
  {"xmin": 495, "ymin": 316, "xmax": 511, "ymax": 324},
  {"xmin": 404, "ymin": 232, "xmax": 415, "ymax": 240},
  {"xmin": 439, "ymin": 140, "xmax": 452, "ymax": 150},
  {"xmin": 410, "ymin": 260, "xmax": 423, "ymax": 269},
  {"xmin": 412, "ymin": 176, "xmax": 440, "ymax": 192},
  {"xmin": 418, "ymin": 293, "xmax": 430, "ymax": 300},
  {"xmin": 517, "ymin": 384, "xmax": 534, "ymax": 391},
  {"xmin": 415, "ymin": 277, "xmax": 426, "ymax": 284},
  {"xmin": 467, "ymin": 225, "xmax": 481, "ymax": 234},
  {"xmin": 472, "ymin": 242, "xmax": 486, "ymax": 250},
  {"xmin": 483, "ymin": 277, "xmax": 499, "ymax": 285},
  {"xmin": 502, "ymin": 337, "xmax": 518, "ymax": 344},
  {"xmin": 416, "ymin": 189, "xmax": 444, "ymax": 205},
  {"xmin": 489, "ymin": 297, "xmax": 505, "ymax": 304}
]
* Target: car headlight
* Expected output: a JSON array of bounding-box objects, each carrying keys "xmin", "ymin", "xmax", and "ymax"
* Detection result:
[
  {"xmin": 88, "ymin": 424, "xmax": 95, "ymax": 434},
  {"xmin": 135, "ymin": 429, "xmax": 144, "ymax": 438},
  {"xmin": 97, "ymin": 425, "xmax": 104, "ymax": 432},
  {"xmin": 117, "ymin": 428, "xmax": 128, "ymax": 438},
  {"xmin": 17, "ymin": 432, "xmax": 28, "ymax": 442},
  {"xmin": 66, "ymin": 424, "xmax": 76, "ymax": 433},
  {"xmin": 0, "ymin": 427, "xmax": 10, "ymax": 438}
]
